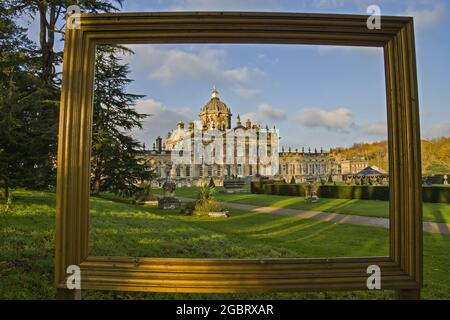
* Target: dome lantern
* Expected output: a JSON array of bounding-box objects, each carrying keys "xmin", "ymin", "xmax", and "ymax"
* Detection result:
[{"xmin": 211, "ymin": 85, "xmax": 219, "ymax": 99}]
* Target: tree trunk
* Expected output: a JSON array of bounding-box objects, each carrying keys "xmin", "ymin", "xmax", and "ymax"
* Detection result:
[
  {"xmin": 2, "ymin": 177, "xmax": 9, "ymax": 200},
  {"xmin": 91, "ymin": 157, "xmax": 103, "ymax": 195},
  {"xmin": 92, "ymin": 177, "xmax": 101, "ymax": 195},
  {"xmin": 38, "ymin": 3, "xmax": 56, "ymax": 87}
]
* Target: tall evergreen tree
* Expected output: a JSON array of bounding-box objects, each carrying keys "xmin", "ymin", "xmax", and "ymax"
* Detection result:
[
  {"xmin": 91, "ymin": 45, "xmax": 151, "ymax": 196},
  {"xmin": 1, "ymin": 1, "xmax": 124, "ymax": 195},
  {"xmin": 0, "ymin": 8, "xmax": 50, "ymax": 199},
  {"xmin": 6, "ymin": 0, "xmax": 123, "ymax": 86}
]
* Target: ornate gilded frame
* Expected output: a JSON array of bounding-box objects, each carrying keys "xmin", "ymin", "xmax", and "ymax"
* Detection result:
[{"xmin": 55, "ymin": 12, "xmax": 422, "ymax": 299}]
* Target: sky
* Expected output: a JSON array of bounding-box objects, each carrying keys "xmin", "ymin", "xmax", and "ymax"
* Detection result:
[{"xmin": 20, "ymin": 0, "xmax": 450, "ymax": 150}]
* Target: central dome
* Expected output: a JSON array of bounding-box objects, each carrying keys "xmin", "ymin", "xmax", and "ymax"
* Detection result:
[
  {"xmin": 201, "ymin": 86, "xmax": 231, "ymax": 113},
  {"xmin": 199, "ymin": 86, "xmax": 232, "ymax": 130}
]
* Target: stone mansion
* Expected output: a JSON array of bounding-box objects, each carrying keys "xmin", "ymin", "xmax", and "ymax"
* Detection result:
[{"xmin": 139, "ymin": 87, "xmax": 362, "ymax": 187}]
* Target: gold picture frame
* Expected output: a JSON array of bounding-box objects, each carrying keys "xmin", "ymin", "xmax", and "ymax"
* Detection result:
[{"xmin": 55, "ymin": 12, "xmax": 423, "ymax": 299}]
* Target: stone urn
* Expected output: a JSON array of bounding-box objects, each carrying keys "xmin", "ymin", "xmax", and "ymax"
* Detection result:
[{"xmin": 158, "ymin": 180, "xmax": 181, "ymax": 210}]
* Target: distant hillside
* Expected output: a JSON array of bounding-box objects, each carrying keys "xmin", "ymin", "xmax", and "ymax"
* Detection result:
[
  {"xmin": 331, "ymin": 137, "xmax": 450, "ymax": 175},
  {"xmin": 422, "ymin": 137, "xmax": 450, "ymax": 175}
]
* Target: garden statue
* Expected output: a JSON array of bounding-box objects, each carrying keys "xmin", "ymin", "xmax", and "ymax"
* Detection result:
[
  {"xmin": 444, "ymin": 175, "xmax": 448, "ymax": 185},
  {"xmin": 158, "ymin": 161, "xmax": 181, "ymax": 209},
  {"xmin": 304, "ymin": 176, "xmax": 319, "ymax": 203}
]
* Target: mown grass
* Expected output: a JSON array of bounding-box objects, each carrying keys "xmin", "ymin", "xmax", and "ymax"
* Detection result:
[
  {"xmin": 152, "ymin": 187, "xmax": 450, "ymax": 223},
  {"xmin": 0, "ymin": 189, "xmax": 448, "ymax": 300}
]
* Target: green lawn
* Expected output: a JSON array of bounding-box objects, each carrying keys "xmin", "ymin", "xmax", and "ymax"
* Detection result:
[
  {"xmin": 152, "ymin": 187, "xmax": 450, "ymax": 223},
  {"xmin": 0, "ymin": 189, "xmax": 448, "ymax": 300}
]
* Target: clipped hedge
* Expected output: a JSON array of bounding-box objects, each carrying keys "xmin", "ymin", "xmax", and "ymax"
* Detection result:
[
  {"xmin": 422, "ymin": 186, "xmax": 450, "ymax": 203},
  {"xmin": 251, "ymin": 180, "xmax": 281, "ymax": 194},
  {"xmin": 250, "ymin": 182, "xmax": 450, "ymax": 203},
  {"xmin": 317, "ymin": 185, "xmax": 389, "ymax": 201},
  {"xmin": 263, "ymin": 184, "xmax": 307, "ymax": 197}
]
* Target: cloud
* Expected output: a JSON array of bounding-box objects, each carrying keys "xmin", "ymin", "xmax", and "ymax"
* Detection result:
[
  {"xmin": 317, "ymin": 45, "xmax": 382, "ymax": 56},
  {"xmin": 296, "ymin": 107, "xmax": 353, "ymax": 130},
  {"xmin": 241, "ymin": 103, "xmax": 287, "ymax": 124},
  {"xmin": 424, "ymin": 121, "xmax": 450, "ymax": 138},
  {"xmin": 233, "ymin": 87, "xmax": 261, "ymax": 98},
  {"xmin": 169, "ymin": 0, "xmax": 280, "ymax": 11},
  {"xmin": 362, "ymin": 122, "xmax": 387, "ymax": 137},
  {"xmin": 223, "ymin": 67, "xmax": 265, "ymax": 83},
  {"xmin": 311, "ymin": 0, "xmax": 348, "ymax": 8},
  {"xmin": 223, "ymin": 67, "xmax": 251, "ymax": 83},
  {"xmin": 403, "ymin": 4, "xmax": 447, "ymax": 31},
  {"xmin": 127, "ymin": 45, "xmax": 265, "ymax": 86},
  {"xmin": 131, "ymin": 99, "xmax": 192, "ymax": 146},
  {"xmin": 129, "ymin": 46, "xmax": 224, "ymax": 84}
]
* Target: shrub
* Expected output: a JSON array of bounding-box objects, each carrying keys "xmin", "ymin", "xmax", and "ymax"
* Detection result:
[
  {"xmin": 180, "ymin": 201, "xmax": 196, "ymax": 215},
  {"xmin": 208, "ymin": 178, "xmax": 216, "ymax": 188},
  {"xmin": 290, "ymin": 176, "xmax": 296, "ymax": 184},
  {"xmin": 194, "ymin": 200, "xmax": 226, "ymax": 214},
  {"xmin": 193, "ymin": 183, "xmax": 227, "ymax": 214},
  {"xmin": 198, "ymin": 183, "xmax": 215, "ymax": 204},
  {"xmin": 135, "ymin": 182, "xmax": 158, "ymax": 202}
]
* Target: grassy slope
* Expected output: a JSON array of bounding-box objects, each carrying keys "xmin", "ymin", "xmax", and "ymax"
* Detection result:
[
  {"xmin": 152, "ymin": 187, "xmax": 450, "ymax": 223},
  {"xmin": 0, "ymin": 190, "xmax": 448, "ymax": 300}
]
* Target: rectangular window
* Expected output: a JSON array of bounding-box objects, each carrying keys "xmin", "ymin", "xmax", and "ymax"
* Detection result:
[
  {"xmin": 207, "ymin": 165, "xmax": 212, "ymax": 177},
  {"xmin": 186, "ymin": 165, "xmax": 190, "ymax": 177},
  {"xmin": 199, "ymin": 165, "xmax": 203, "ymax": 177}
]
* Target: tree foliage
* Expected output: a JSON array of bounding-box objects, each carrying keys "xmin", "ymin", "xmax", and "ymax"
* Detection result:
[
  {"xmin": 421, "ymin": 137, "xmax": 450, "ymax": 175},
  {"xmin": 5, "ymin": 0, "xmax": 123, "ymax": 86},
  {"xmin": 0, "ymin": 9, "xmax": 56, "ymax": 199},
  {"xmin": 91, "ymin": 45, "xmax": 151, "ymax": 196},
  {"xmin": 1, "ymin": 1, "xmax": 134, "ymax": 200},
  {"xmin": 332, "ymin": 138, "xmax": 450, "ymax": 175}
]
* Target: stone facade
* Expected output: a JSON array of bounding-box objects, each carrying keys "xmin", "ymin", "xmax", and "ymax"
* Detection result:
[
  {"xmin": 278, "ymin": 147, "xmax": 341, "ymax": 183},
  {"xmin": 339, "ymin": 159, "xmax": 370, "ymax": 175},
  {"xmin": 140, "ymin": 87, "xmax": 353, "ymax": 186}
]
